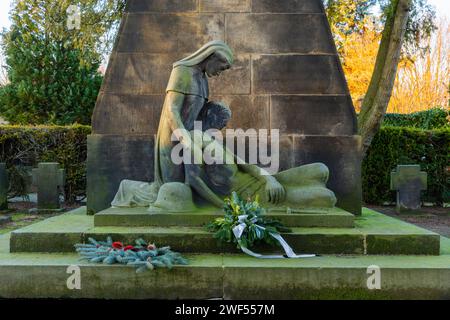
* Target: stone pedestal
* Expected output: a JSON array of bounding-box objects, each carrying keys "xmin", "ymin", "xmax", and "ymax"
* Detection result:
[
  {"xmin": 86, "ymin": 135, "xmax": 154, "ymax": 214},
  {"xmin": 2, "ymin": 206, "xmax": 448, "ymax": 299},
  {"xmin": 88, "ymin": 0, "xmax": 362, "ymax": 214}
]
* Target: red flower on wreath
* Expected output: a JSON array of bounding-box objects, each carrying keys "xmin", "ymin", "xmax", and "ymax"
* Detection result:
[
  {"xmin": 123, "ymin": 245, "xmax": 135, "ymax": 251},
  {"xmin": 112, "ymin": 241, "xmax": 123, "ymax": 249}
]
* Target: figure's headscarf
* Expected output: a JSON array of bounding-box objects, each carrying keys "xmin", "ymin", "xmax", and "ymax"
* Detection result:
[{"xmin": 173, "ymin": 40, "xmax": 234, "ymax": 68}]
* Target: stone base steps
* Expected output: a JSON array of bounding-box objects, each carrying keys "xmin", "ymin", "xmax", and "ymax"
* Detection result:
[
  {"xmin": 9, "ymin": 208, "xmax": 441, "ymax": 255},
  {"xmin": 94, "ymin": 206, "xmax": 355, "ymax": 228},
  {"xmin": 1, "ymin": 243, "xmax": 450, "ymax": 299},
  {"xmin": 2, "ymin": 208, "xmax": 450, "ymax": 299}
]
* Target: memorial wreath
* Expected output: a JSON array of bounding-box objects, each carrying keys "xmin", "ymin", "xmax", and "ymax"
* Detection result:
[{"xmin": 207, "ymin": 192, "xmax": 316, "ymax": 259}]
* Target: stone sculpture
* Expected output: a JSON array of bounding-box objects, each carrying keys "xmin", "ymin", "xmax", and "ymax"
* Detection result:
[
  {"xmin": 154, "ymin": 40, "xmax": 233, "ymax": 185},
  {"xmin": 111, "ymin": 41, "xmax": 337, "ymax": 213}
]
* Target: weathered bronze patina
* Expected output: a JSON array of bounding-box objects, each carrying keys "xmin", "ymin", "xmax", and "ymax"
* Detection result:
[
  {"xmin": 154, "ymin": 40, "xmax": 233, "ymax": 185},
  {"xmin": 112, "ymin": 41, "xmax": 337, "ymax": 213},
  {"xmin": 184, "ymin": 102, "xmax": 337, "ymax": 211}
]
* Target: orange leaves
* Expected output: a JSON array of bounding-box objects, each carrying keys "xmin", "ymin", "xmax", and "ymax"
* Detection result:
[{"xmin": 341, "ymin": 18, "xmax": 449, "ymax": 114}]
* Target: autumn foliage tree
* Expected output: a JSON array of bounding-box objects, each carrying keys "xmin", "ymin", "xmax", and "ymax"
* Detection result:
[
  {"xmin": 324, "ymin": 0, "xmax": 437, "ymax": 156},
  {"xmin": 333, "ymin": 1, "xmax": 447, "ymax": 115},
  {"xmin": 340, "ymin": 19, "xmax": 382, "ymax": 111},
  {"xmin": 390, "ymin": 19, "xmax": 449, "ymax": 113}
]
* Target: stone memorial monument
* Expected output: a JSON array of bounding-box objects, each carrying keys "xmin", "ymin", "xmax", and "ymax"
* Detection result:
[
  {"xmin": 87, "ymin": 0, "xmax": 362, "ymax": 215},
  {"xmin": 1, "ymin": 1, "xmax": 448, "ymax": 300}
]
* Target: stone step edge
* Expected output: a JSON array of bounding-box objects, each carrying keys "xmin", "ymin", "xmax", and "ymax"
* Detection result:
[
  {"xmin": 1, "ymin": 253, "xmax": 450, "ymax": 299},
  {"xmin": 93, "ymin": 207, "xmax": 355, "ymax": 228},
  {"xmin": 94, "ymin": 212, "xmax": 355, "ymax": 228},
  {"xmin": 9, "ymin": 227, "xmax": 441, "ymax": 256}
]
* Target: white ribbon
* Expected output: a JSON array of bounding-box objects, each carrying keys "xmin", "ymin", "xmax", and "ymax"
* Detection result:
[{"xmin": 232, "ymin": 215, "xmax": 315, "ymax": 259}]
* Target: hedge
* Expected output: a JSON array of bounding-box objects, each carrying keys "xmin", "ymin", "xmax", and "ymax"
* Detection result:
[
  {"xmin": 363, "ymin": 126, "xmax": 450, "ymax": 204},
  {"xmin": 0, "ymin": 125, "xmax": 448, "ymax": 205},
  {"xmin": 382, "ymin": 108, "xmax": 449, "ymax": 129},
  {"xmin": 0, "ymin": 125, "xmax": 91, "ymax": 202}
]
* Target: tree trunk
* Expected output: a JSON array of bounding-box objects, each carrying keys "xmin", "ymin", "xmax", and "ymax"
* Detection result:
[{"xmin": 358, "ymin": 0, "xmax": 412, "ymax": 156}]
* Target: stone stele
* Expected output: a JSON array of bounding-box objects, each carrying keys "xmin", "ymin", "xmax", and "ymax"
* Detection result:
[
  {"xmin": 32, "ymin": 163, "xmax": 65, "ymax": 210},
  {"xmin": 87, "ymin": 0, "xmax": 362, "ymax": 214},
  {"xmin": 391, "ymin": 165, "xmax": 427, "ymax": 214}
]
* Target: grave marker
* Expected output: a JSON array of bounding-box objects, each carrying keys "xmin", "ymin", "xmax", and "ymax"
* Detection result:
[
  {"xmin": 391, "ymin": 165, "xmax": 427, "ymax": 213},
  {"xmin": 32, "ymin": 163, "xmax": 65, "ymax": 210}
]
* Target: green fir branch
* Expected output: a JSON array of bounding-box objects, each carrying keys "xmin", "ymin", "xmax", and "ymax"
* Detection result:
[{"xmin": 75, "ymin": 237, "xmax": 188, "ymax": 273}]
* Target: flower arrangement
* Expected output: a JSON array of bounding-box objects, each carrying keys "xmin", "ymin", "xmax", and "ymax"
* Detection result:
[
  {"xmin": 207, "ymin": 192, "xmax": 291, "ymax": 250},
  {"xmin": 75, "ymin": 237, "xmax": 188, "ymax": 273}
]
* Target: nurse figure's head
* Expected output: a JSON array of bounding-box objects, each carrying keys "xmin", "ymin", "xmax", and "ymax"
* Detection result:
[{"xmin": 173, "ymin": 40, "xmax": 234, "ymax": 77}]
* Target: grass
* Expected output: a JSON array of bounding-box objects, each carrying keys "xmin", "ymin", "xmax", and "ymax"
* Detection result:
[
  {"xmin": 0, "ymin": 212, "xmax": 62, "ymax": 234},
  {"xmin": 0, "ymin": 201, "xmax": 81, "ymax": 235}
]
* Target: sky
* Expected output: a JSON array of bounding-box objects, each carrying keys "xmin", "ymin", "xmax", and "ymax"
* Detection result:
[
  {"xmin": 428, "ymin": 0, "xmax": 450, "ymax": 18},
  {"xmin": 0, "ymin": 0, "xmax": 12, "ymax": 32}
]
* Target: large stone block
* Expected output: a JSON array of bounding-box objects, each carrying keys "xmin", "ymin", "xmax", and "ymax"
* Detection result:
[
  {"xmin": 253, "ymin": 55, "xmax": 349, "ymax": 94},
  {"xmin": 366, "ymin": 234, "xmax": 440, "ymax": 255},
  {"xmin": 101, "ymin": 52, "xmax": 249, "ymax": 97},
  {"xmin": 226, "ymin": 14, "xmax": 334, "ymax": 54},
  {"xmin": 94, "ymin": 206, "xmax": 355, "ymax": 228},
  {"xmin": 200, "ymin": 0, "xmax": 251, "ymax": 12},
  {"xmin": 126, "ymin": 0, "xmax": 198, "ymax": 13},
  {"xmin": 101, "ymin": 53, "xmax": 175, "ymax": 95},
  {"xmin": 270, "ymin": 95, "xmax": 357, "ymax": 135},
  {"xmin": 209, "ymin": 54, "xmax": 251, "ymax": 94},
  {"xmin": 251, "ymin": 134, "xmax": 297, "ymax": 173},
  {"xmin": 87, "ymin": 135, "xmax": 154, "ymax": 214},
  {"xmin": 92, "ymin": 94, "xmax": 163, "ymax": 135},
  {"xmin": 252, "ymin": 0, "xmax": 323, "ymax": 13},
  {"xmin": 116, "ymin": 14, "xmax": 224, "ymax": 53},
  {"xmin": 293, "ymin": 135, "xmax": 362, "ymax": 215},
  {"xmin": 88, "ymin": 1, "xmax": 361, "ymax": 215},
  {"xmin": 209, "ymin": 95, "xmax": 269, "ymax": 130}
]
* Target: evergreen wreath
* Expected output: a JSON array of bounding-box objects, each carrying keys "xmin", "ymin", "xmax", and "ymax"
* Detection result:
[
  {"xmin": 75, "ymin": 237, "xmax": 188, "ymax": 273},
  {"xmin": 207, "ymin": 192, "xmax": 291, "ymax": 249}
]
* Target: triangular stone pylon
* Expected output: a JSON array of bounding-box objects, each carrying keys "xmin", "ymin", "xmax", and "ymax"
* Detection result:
[{"xmin": 87, "ymin": 0, "xmax": 362, "ymax": 214}]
